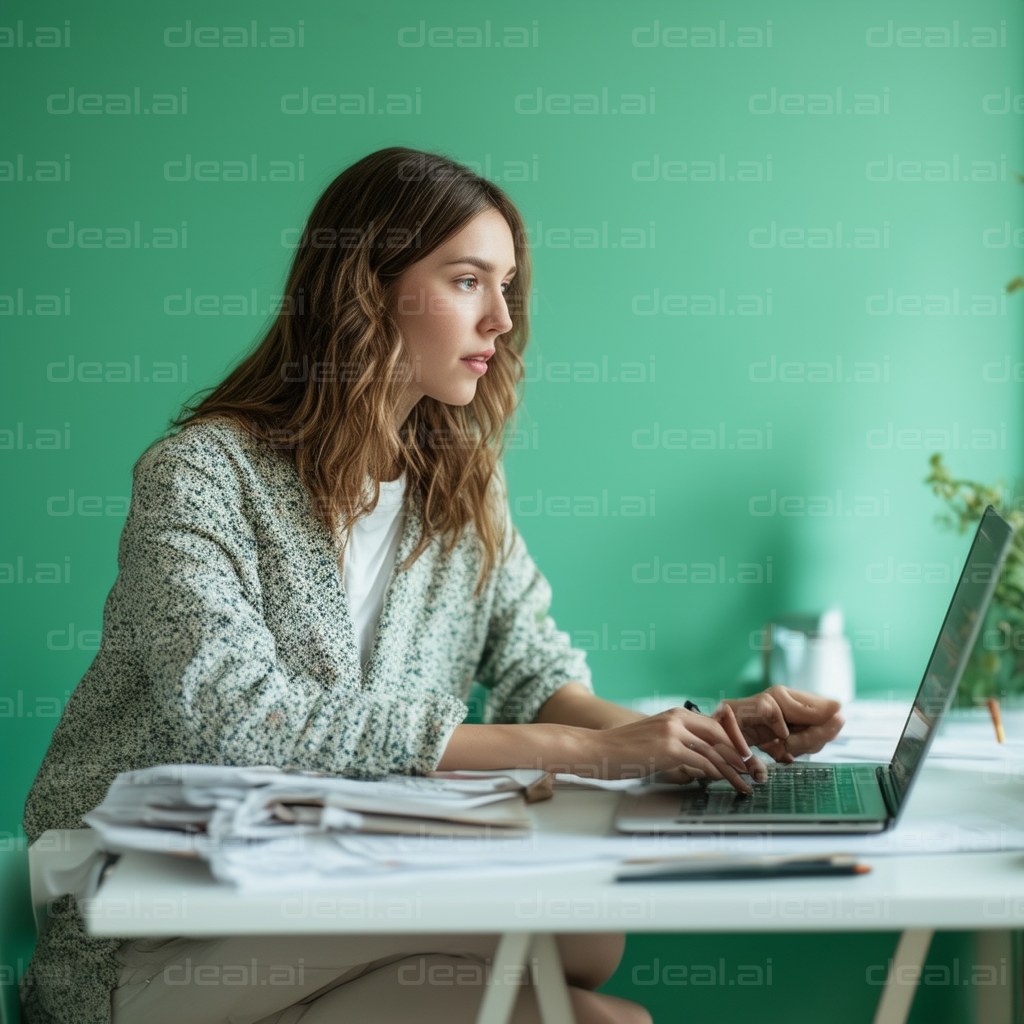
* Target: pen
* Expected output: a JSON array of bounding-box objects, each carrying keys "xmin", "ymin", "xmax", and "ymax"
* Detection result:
[
  {"xmin": 615, "ymin": 855, "xmax": 871, "ymax": 883},
  {"xmin": 987, "ymin": 698, "xmax": 1005, "ymax": 744}
]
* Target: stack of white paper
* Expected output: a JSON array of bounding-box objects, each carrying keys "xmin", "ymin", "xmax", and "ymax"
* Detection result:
[
  {"xmin": 206, "ymin": 831, "xmax": 624, "ymax": 890},
  {"xmin": 83, "ymin": 764, "xmax": 549, "ymax": 860},
  {"xmin": 808, "ymin": 700, "xmax": 1024, "ymax": 771},
  {"xmin": 81, "ymin": 764, "xmax": 629, "ymax": 890}
]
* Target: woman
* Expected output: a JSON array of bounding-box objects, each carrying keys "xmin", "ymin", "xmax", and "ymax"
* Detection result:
[{"xmin": 21, "ymin": 147, "xmax": 843, "ymax": 1024}]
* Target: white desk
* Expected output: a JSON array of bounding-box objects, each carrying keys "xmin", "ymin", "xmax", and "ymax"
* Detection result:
[{"xmin": 32, "ymin": 767, "xmax": 1024, "ymax": 1024}]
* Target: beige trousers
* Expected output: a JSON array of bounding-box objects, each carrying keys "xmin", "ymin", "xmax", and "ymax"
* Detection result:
[{"xmin": 112, "ymin": 933, "xmax": 555, "ymax": 1024}]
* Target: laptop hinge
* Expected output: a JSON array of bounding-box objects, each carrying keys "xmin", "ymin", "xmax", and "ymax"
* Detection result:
[{"xmin": 875, "ymin": 766, "xmax": 899, "ymax": 819}]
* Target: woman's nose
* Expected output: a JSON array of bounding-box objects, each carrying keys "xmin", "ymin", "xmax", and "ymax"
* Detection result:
[{"xmin": 487, "ymin": 293, "xmax": 514, "ymax": 334}]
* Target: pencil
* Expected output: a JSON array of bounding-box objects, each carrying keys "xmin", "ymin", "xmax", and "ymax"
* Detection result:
[
  {"xmin": 987, "ymin": 698, "xmax": 1005, "ymax": 744},
  {"xmin": 615, "ymin": 855, "xmax": 872, "ymax": 883}
]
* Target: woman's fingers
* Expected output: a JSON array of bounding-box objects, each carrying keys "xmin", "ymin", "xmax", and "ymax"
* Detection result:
[
  {"xmin": 714, "ymin": 702, "xmax": 767, "ymax": 782},
  {"xmin": 679, "ymin": 739, "xmax": 753, "ymax": 794},
  {"xmin": 713, "ymin": 702, "xmax": 754, "ymax": 758},
  {"xmin": 738, "ymin": 749, "xmax": 768, "ymax": 782},
  {"xmin": 684, "ymin": 714, "xmax": 752, "ymax": 775},
  {"xmin": 758, "ymin": 737, "xmax": 796, "ymax": 763},
  {"xmin": 601, "ymin": 707, "xmax": 767, "ymax": 788},
  {"xmin": 664, "ymin": 734, "xmax": 729, "ymax": 786},
  {"xmin": 745, "ymin": 753, "xmax": 768, "ymax": 780},
  {"xmin": 673, "ymin": 687, "xmax": 846, "ymax": 770},
  {"xmin": 654, "ymin": 766, "xmax": 698, "ymax": 785},
  {"xmin": 758, "ymin": 688, "xmax": 845, "ymax": 755},
  {"xmin": 756, "ymin": 693, "xmax": 791, "ymax": 742},
  {"xmin": 726, "ymin": 694, "xmax": 791, "ymax": 743},
  {"xmin": 780, "ymin": 715, "xmax": 846, "ymax": 755},
  {"xmin": 770, "ymin": 686, "xmax": 843, "ymax": 728}
]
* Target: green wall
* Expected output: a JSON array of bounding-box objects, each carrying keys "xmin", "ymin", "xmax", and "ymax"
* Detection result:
[{"xmin": 2, "ymin": 2, "xmax": 1021, "ymax": 1022}]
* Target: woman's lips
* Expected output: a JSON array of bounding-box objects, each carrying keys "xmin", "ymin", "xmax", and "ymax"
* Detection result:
[{"xmin": 461, "ymin": 357, "xmax": 488, "ymax": 375}]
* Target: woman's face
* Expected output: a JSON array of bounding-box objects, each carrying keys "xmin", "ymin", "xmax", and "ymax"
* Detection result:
[{"xmin": 390, "ymin": 207, "xmax": 516, "ymax": 419}]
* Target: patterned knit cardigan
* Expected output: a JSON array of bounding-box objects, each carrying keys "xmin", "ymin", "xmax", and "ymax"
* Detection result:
[{"xmin": 21, "ymin": 415, "xmax": 591, "ymax": 1024}]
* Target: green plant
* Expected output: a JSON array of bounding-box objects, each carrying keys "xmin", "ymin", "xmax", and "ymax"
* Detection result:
[{"xmin": 924, "ymin": 454, "xmax": 1024, "ymax": 704}]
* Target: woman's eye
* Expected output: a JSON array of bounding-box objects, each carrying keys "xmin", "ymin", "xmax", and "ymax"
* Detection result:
[{"xmin": 456, "ymin": 278, "xmax": 513, "ymax": 294}]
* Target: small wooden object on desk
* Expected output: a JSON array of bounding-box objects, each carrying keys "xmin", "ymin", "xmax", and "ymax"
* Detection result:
[{"xmin": 987, "ymin": 697, "xmax": 1005, "ymax": 744}]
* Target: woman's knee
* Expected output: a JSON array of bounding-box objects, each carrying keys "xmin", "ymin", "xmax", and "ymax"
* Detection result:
[
  {"xmin": 569, "ymin": 987, "xmax": 653, "ymax": 1024},
  {"xmin": 556, "ymin": 932, "xmax": 627, "ymax": 990}
]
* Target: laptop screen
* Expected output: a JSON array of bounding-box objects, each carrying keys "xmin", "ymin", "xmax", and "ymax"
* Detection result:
[{"xmin": 888, "ymin": 507, "xmax": 1014, "ymax": 808}]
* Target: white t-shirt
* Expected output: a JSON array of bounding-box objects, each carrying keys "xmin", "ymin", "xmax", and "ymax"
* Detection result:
[{"xmin": 338, "ymin": 475, "xmax": 407, "ymax": 670}]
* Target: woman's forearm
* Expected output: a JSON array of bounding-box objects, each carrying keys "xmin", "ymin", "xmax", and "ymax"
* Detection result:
[
  {"xmin": 437, "ymin": 696, "xmax": 758, "ymax": 789},
  {"xmin": 534, "ymin": 681, "xmax": 648, "ymax": 729},
  {"xmin": 436, "ymin": 683, "xmax": 649, "ymax": 775},
  {"xmin": 437, "ymin": 721, "xmax": 598, "ymax": 773}
]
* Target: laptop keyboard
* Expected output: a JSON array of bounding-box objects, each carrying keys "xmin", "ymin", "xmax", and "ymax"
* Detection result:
[{"xmin": 683, "ymin": 765, "xmax": 866, "ymax": 816}]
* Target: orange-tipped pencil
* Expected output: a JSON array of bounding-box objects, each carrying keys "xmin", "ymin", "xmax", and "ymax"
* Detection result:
[{"xmin": 987, "ymin": 698, "xmax": 1005, "ymax": 744}]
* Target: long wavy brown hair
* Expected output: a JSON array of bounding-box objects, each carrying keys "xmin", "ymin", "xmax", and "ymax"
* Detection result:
[{"xmin": 173, "ymin": 147, "xmax": 532, "ymax": 594}]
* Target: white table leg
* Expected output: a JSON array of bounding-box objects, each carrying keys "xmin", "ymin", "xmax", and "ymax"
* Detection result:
[
  {"xmin": 872, "ymin": 928, "xmax": 934, "ymax": 1024},
  {"xmin": 530, "ymin": 933, "xmax": 575, "ymax": 1024},
  {"xmin": 475, "ymin": 932, "xmax": 574, "ymax": 1024},
  {"xmin": 476, "ymin": 932, "xmax": 532, "ymax": 1024},
  {"xmin": 975, "ymin": 929, "xmax": 1014, "ymax": 1024}
]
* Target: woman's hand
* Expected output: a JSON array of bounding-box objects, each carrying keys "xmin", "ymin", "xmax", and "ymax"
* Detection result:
[
  {"xmin": 716, "ymin": 686, "xmax": 845, "ymax": 764},
  {"xmin": 582, "ymin": 705, "xmax": 766, "ymax": 793},
  {"xmin": 440, "ymin": 684, "xmax": 840, "ymax": 792}
]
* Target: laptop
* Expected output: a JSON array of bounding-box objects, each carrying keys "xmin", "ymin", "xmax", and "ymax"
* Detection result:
[{"xmin": 614, "ymin": 506, "xmax": 1015, "ymax": 834}]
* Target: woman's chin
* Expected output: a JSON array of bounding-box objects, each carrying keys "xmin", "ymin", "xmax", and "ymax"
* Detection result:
[{"xmin": 432, "ymin": 385, "xmax": 479, "ymax": 407}]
